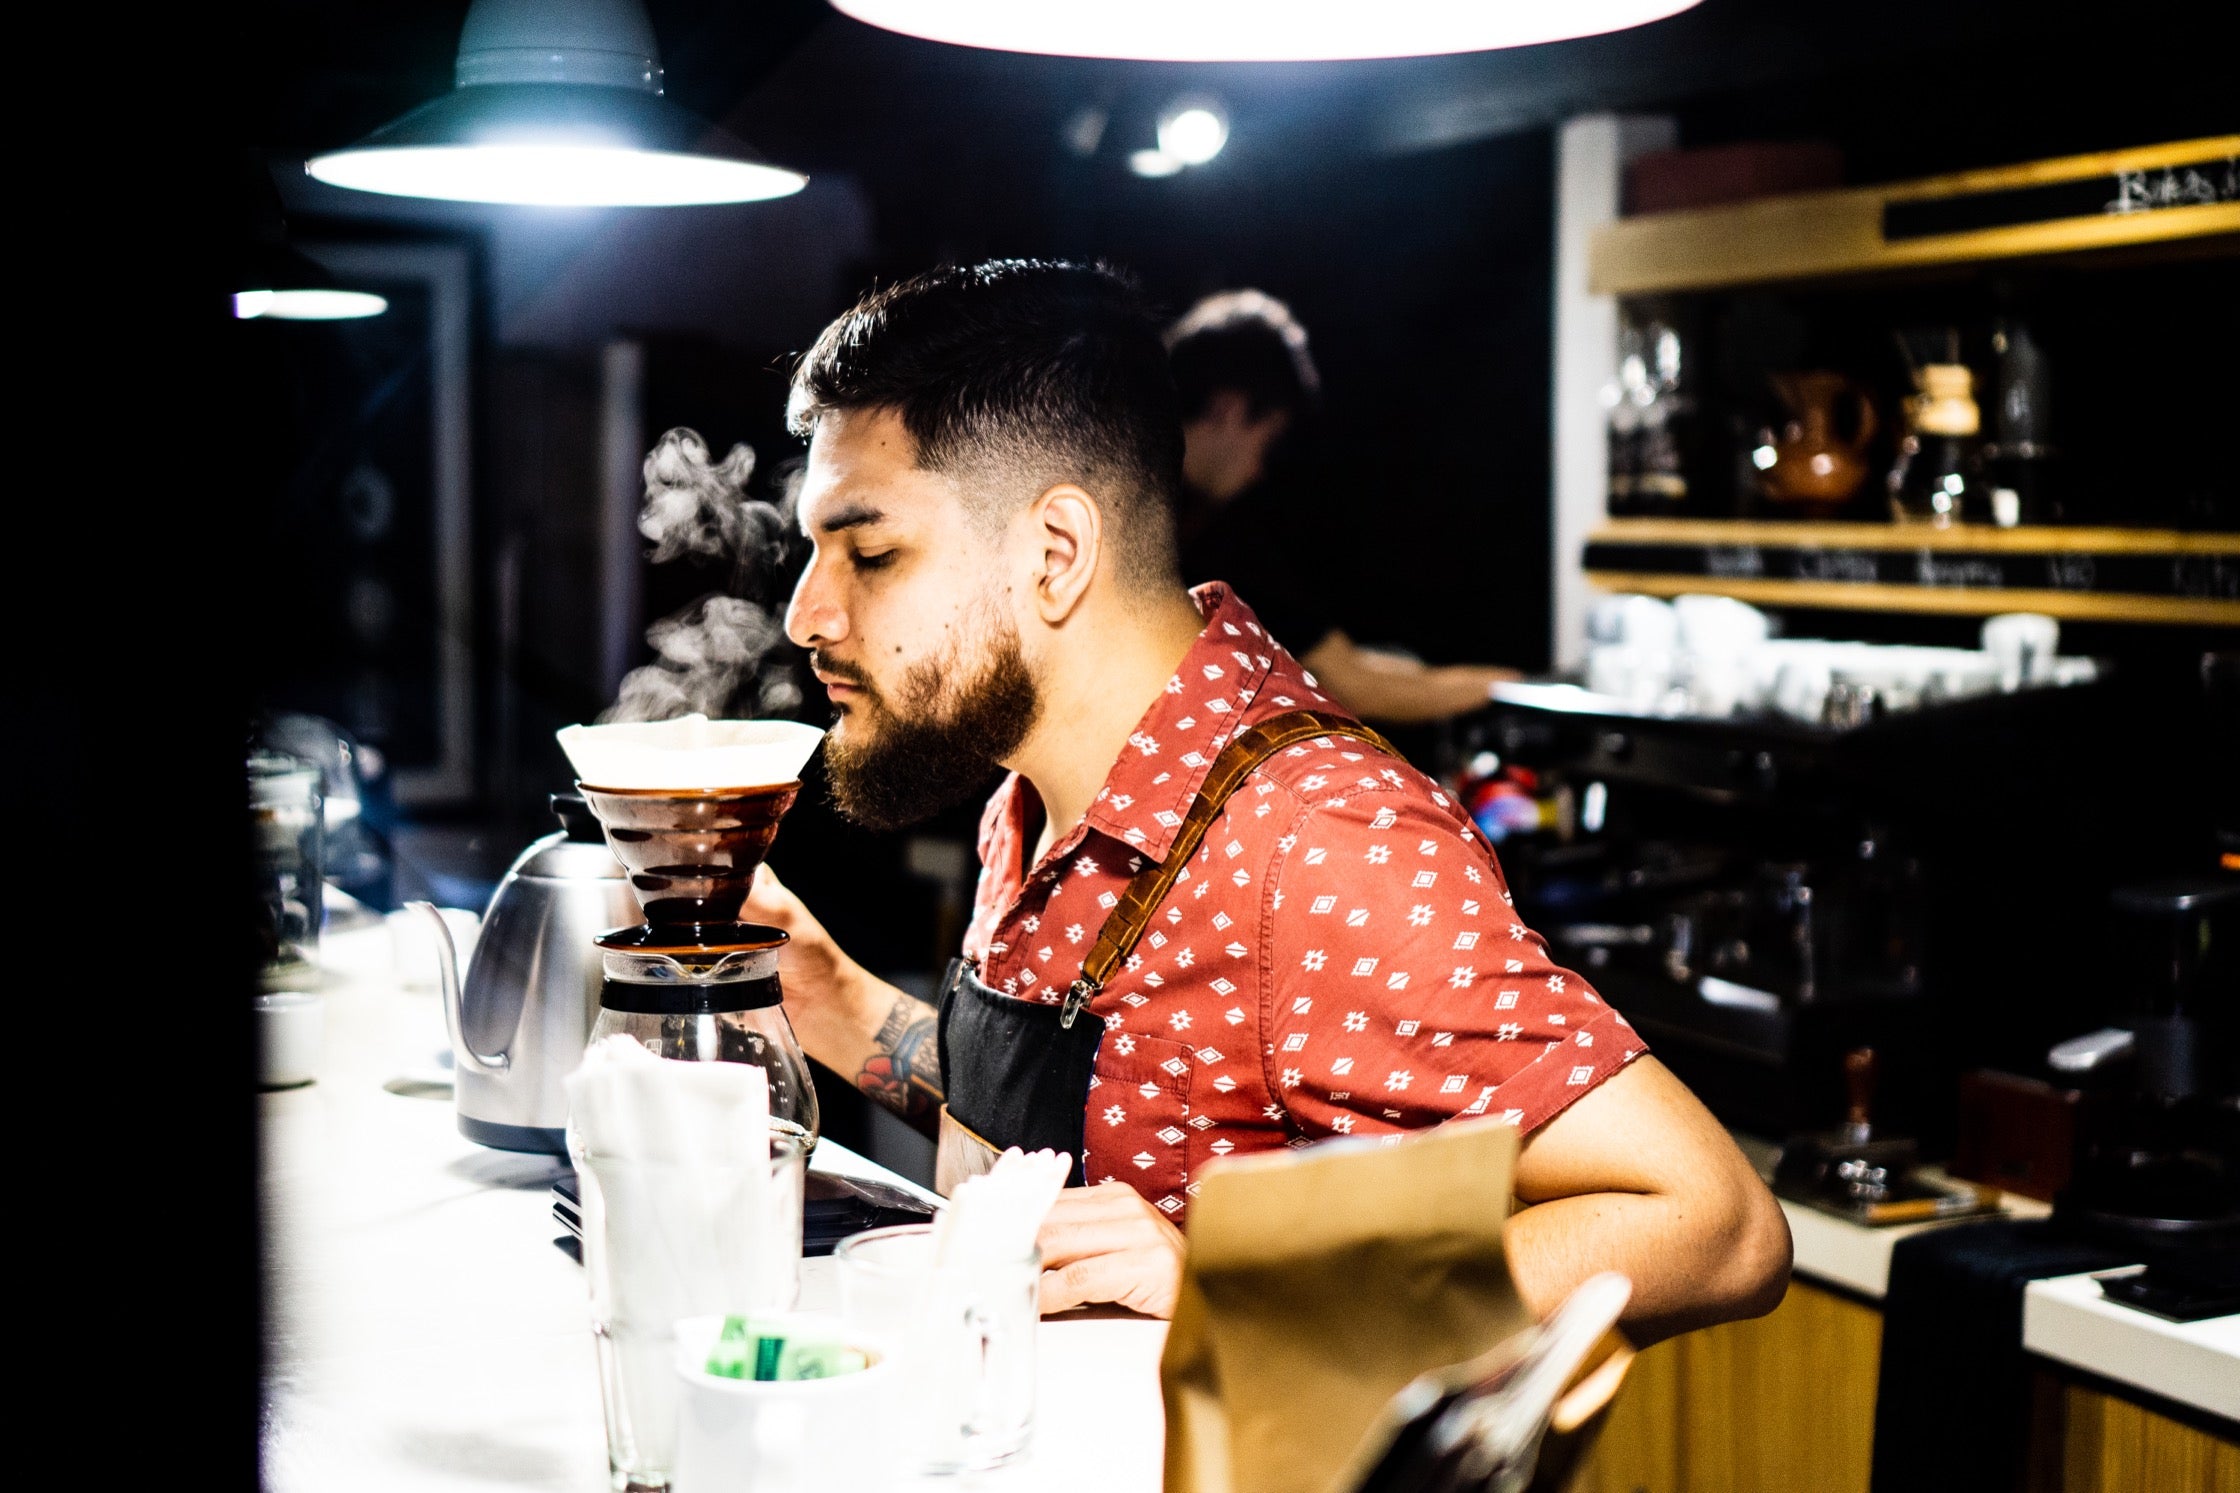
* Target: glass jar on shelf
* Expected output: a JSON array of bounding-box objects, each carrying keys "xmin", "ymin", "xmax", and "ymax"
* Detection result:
[
  {"xmin": 1888, "ymin": 362, "xmax": 1986, "ymax": 527},
  {"xmin": 1606, "ymin": 312, "xmax": 1693, "ymax": 517}
]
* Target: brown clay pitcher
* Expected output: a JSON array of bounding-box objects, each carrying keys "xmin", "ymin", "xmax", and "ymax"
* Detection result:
[{"xmin": 1760, "ymin": 371, "xmax": 1879, "ymax": 516}]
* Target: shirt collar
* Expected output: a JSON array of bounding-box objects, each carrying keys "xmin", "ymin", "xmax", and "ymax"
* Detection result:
[{"xmin": 1076, "ymin": 582, "xmax": 1307, "ymax": 864}]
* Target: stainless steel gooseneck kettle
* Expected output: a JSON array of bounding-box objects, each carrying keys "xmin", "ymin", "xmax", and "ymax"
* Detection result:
[{"xmin": 410, "ymin": 794, "xmax": 641, "ymax": 1154}]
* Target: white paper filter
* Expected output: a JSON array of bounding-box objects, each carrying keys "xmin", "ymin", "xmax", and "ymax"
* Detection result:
[{"xmin": 558, "ymin": 714, "xmax": 825, "ymax": 790}]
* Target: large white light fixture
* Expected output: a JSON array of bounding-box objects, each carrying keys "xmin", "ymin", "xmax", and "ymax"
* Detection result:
[
  {"xmin": 828, "ymin": 0, "xmax": 1704, "ymax": 61},
  {"xmin": 308, "ymin": 0, "xmax": 807, "ymax": 207}
]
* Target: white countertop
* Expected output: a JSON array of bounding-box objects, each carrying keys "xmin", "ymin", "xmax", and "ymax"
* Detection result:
[
  {"xmin": 262, "ymin": 922, "xmax": 1166, "ymax": 1492},
  {"xmin": 1727, "ymin": 1133, "xmax": 2050, "ymax": 1301},
  {"xmin": 1775, "ymin": 1192, "xmax": 2048, "ymax": 1301},
  {"xmin": 1739, "ymin": 1141, "xmax": 2238, "ymax": 1422},
  {"xmin": 2024, "ymin": 1271, "xmax": 2240, "ymax": 1423}
]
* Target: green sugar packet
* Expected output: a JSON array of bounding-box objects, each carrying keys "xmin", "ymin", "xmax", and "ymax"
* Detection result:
[
  {"xmin": 703, "ymin": 1315, "xmax": 757, "ymax": 1380},
  {"xmin": 704, "ymin": 1316, "xmax": 868, "ymax": 1382}
]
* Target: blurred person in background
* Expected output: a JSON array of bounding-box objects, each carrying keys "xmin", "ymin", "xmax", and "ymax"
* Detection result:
[{"xmin": 1169, "ymin": 290, "xmax": 1523, "ymax": 723}]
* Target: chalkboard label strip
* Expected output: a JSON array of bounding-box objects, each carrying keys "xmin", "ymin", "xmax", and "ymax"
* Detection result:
[
  {"xmin": 1884, "ymin": 156, "xmax": 2239, "ymax": 241},
  {"xmin": 1581, "ymin": 540, "xmax": 2240, "ymax": 601}
]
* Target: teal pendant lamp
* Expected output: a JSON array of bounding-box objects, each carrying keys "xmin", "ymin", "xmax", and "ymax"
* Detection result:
[{"xmin": 308, "ymin": 0, "xmax": 807, "ymax": 207}]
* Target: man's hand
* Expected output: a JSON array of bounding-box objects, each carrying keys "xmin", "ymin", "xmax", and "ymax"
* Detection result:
[
  {"xmin": 742, "ymin": 865, "xmax": 940, "ymax": 1129},
  {"xmin": 1035, "ymin": 1182, "xmax": 1186, "ymax": 1319},
  {"xmin": 742, "ymin": 863, "xmax": 851, "ymax": 1008}
]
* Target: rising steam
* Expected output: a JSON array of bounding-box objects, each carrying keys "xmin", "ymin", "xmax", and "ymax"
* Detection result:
[{"xmin": 603, "ymin": 428, "xmax": 804, "ymax": 724}]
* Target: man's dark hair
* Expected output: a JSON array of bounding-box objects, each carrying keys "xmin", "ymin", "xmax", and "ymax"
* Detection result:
[
  {"xmin": 789, "ymin": 259, "xmax": 1184, "ymax": 588},
  {"xmin": 1165, "ymin": 290, "xmax": 1321, "ymax": 423}
]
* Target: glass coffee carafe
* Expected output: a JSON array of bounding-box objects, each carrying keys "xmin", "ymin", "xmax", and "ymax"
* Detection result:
[
  {"xmin": 577, "ymin": 780, "xmax": 821, "ymax": 1147},
  {"xmin": 589, "ymin": 928, "xmax": 819, "ymax": 1144}
]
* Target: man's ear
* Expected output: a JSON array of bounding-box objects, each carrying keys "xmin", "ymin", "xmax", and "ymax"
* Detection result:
[
  {"xmin": 1024, "ymin": 482, "xmax": 1102, "ymax": 625},
  {"xmin": 1205, "ymin": 388, "xmax": 1255, "ymax": 432}
]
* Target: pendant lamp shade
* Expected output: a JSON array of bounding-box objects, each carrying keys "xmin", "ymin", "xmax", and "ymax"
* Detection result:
[
  {"xmin": 235, "ymin": 243, "xmax": 388, "ymax": 320},
  {"xmin": 827, "ymin": 0, "xmax": 1704, "ymax": 61},
  {"xmin": 308, "ymin": 0, "xmax": 807, "ymax": 207}
]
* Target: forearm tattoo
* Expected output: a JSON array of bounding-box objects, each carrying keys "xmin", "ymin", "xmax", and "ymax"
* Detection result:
[{"xmin": 856, "ymin": 994, "xmax": 943, "ymax": 1120}]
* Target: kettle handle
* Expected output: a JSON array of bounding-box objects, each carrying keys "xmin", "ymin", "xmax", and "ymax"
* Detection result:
[{"xmin": 408, "ymin": 901, "xmax": 511, "ymax": 1076}]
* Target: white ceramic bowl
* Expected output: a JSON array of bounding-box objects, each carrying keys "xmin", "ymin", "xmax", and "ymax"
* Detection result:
[{"xmin": 669, "ymin": 1314, "xmax": 902, "ymax": 1493}]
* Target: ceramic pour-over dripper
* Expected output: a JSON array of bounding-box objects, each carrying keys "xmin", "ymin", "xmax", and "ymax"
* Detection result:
[
  {"xmin": 577, "ymin": 782, "xmax": 799, "ymax": 933},
  {"xmin": 558, "ymin": 717, "xmax": 825, "ymax": 937}
]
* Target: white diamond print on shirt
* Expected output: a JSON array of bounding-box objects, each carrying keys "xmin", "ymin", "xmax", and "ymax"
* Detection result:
[{"xmin": 964, "ymin": 588, "xmax": 1639, "ymax": 1225}]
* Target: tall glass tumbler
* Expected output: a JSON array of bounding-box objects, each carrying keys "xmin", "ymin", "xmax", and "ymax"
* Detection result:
[
  {"xmin": 249, "ymin": 751, "xmax": 324, "ymax": 989},
  {"xmin": 835, "ymin": 1224, "xmax": 1040, "ymax": 1473},
  {"xmin": 570, "ymin": 1128, "xmax": 808, "ymax": 1492}
]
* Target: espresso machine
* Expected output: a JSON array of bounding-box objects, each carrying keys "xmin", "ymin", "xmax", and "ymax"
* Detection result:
[{"xmin": 1460, "ymin": 670, "xmax": 2184, "ymax": 1151}]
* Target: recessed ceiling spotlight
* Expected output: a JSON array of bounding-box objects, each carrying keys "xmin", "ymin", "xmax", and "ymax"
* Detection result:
[
  {"xmin": 1129, "ymin": 149, "xmax": 1186, "ymax": 179},
  {"xmin": 308, "ymin": 0, "xmax": 807, "ymax": 207},
  {"xmin": 828, "ymin": 0, "xmax": 1704, "ymax": 62},
  {"xmin": 1156, "ymin": 98, "xmax": 1228, "ymax": 166}
]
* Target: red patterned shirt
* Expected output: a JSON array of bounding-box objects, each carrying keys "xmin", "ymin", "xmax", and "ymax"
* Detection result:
[{"xmin": 961, "ymin": 584, "xmax": 1646, "ymax": 1220}]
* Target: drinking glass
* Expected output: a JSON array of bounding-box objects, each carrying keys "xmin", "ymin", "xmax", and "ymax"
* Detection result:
[
  {"xmin": 249, "ymin": 751, "xmax": 324, "ymax": 988},
  {"xmin": 834, "ymin": 1223, "xmax": 1040, "ymax": 1474},
  {"xmin": 571, "ymin": 1128, "xmax": 809, "ymax": 1492}
]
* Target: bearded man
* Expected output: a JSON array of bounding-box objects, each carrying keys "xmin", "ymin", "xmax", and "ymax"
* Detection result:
[{"xmin": 747, "ymin": 259, "xmax": 1789, "ymax": 1338}]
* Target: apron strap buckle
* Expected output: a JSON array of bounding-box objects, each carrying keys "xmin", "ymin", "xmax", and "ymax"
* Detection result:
[{"xmin": 1060, "ymin": 978, "xmax": 1097, "ymax": 1030}]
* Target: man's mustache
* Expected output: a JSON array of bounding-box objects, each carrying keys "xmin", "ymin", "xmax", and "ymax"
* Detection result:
[{"xmin": 810, "ymin": 650, "xmax": 875, "ymax": 693}]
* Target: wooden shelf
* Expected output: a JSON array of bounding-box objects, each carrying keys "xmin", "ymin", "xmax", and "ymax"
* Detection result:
[
  {"xmin": 1590, "ymin": 520, "xmax": 2240, "ymax": 556},
  {"xmin": 1590, "ymin": 137, "xmax": 2240, "ymax": 296},
  {"xmin": 1582, "ymin": 519, "xmax": 2240, "ymax": 626},
  {"xmin": 1582, "ymin": 573, "xmax": 2240, "ymax": 626}
]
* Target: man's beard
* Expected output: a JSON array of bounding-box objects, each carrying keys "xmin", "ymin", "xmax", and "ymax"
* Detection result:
[{"xmin": 816, "ymin": 610, "xmax": 1042, "ymax": 832}]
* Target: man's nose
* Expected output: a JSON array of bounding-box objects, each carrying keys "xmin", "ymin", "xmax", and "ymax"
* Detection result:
[{"xmin": 785, "ymin": 553, "xmax": 845, "ymax": 650}]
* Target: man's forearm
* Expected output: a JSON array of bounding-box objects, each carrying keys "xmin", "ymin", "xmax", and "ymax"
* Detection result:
[
  {"xmin": 853, "ymin": 990, "xmax": 944, "ymax": 1130},
  {"xmin": 1504, "ymin": 1186, "xmax": 1790, "ymax": 1346},
  {"xmin": 1505, "ymin": 1059, "xmax": 1792, "ymax": 1345},
  {"xmin": 1301, "ymin": 631, "xmax": 1519, "ymax": 724},
  {"xmin": 779, "ymin": 947, "xmax": 944, "ymax": 1131}
]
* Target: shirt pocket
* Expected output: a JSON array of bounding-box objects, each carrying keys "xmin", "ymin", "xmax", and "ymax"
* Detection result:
[{"xmin": 1085, "ymin": 1028, "xmax": 1196, "ymax": 1214}]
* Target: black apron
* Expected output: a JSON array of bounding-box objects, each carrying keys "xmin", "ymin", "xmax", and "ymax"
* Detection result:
[{"xmin": 931, "ymin": 709, "xmax": 1394, "ymax": 1195}]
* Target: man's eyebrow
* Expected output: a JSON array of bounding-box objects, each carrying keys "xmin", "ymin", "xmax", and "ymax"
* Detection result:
[{"xmin": 806, "ymin": 501, "xmax": 886, "ymax": 536}]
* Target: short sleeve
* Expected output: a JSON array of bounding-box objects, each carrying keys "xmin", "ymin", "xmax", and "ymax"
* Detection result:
[{"xmin": 1258, "ymin": 782, "xmax": 1647, "ymax": 1141}]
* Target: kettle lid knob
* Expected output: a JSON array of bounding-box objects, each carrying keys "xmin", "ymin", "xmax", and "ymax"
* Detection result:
[{"xmin": 550, "ymin": 792, "xmax": 606, "ymax": 844}]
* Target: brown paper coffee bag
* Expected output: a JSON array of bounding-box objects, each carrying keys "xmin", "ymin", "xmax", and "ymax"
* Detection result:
[{"xmin": 1160, "ymin": 1117, "xmax": 1534, "ymax": 1493}]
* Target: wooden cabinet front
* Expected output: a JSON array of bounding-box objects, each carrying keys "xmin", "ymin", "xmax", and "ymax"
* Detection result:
[{"xmin": 1572, "ymin": 1279, "xmax": 1883, "ymax": 1493}]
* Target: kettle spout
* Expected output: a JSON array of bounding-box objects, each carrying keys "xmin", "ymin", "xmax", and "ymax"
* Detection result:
[{"xmin": 408, "ymin": 901, "xmax": 510, "ymax": 1075}]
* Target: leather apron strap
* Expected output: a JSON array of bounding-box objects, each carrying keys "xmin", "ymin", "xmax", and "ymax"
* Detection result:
[
  {"xmin": 1060, "ymin": 709, "xmax": 1395, "ymax": 1026},
  {"xmin": 934, "ymin": 709, "xmax": 1396, "ymax": 1196}
]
